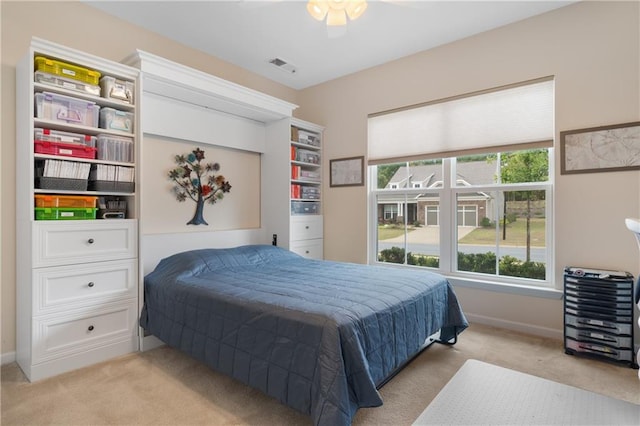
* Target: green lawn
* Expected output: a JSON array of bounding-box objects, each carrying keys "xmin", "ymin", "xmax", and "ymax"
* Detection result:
[
  {"xmin": 378, "ymin": 217, "xmax": 546, "ymax": 247},
  {"xmin": 378, "ymin": 224, "xmax": 414, "ymax": 240},
  {"xmin": 459, "ymin": 218, "xmax": 546, "ymax": 247}
]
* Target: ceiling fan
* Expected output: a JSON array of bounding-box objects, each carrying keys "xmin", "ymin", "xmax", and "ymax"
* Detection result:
[
  {"xmin": 306, "ymin": 0, "xmax": 368, "ymax": 27},
  {"xmin": 237, "ymin": 0, "xmax": 419, "ymax": 38}
]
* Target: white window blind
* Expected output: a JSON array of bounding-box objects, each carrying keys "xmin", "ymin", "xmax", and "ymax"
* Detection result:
[{"xmin": 368, "ymin": 78, "xmax": 554, "ymax": 164}]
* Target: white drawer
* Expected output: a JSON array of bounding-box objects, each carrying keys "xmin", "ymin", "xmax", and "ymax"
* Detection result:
[
  {"xmin": 290, "ymin": 239, "xmax": 323, "ymax": 260},
  {"xmin": 290, "ymin": 215, "xmax": 323, "ymax": 241},
  {"xmin": 33, "ymin": 300, "xmax": 138, "ymax": 364},
  {"xmin": 34, "ymin": 259, "xmax": 137, "ymax": 315},
  {"xmin": 33, "ymin": 220, "xmax": 137, "ymax": 267}
]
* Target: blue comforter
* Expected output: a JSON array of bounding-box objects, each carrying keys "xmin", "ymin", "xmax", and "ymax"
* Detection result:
[{"xmin": 140, "ymin": 245, "xmax": 467, "ymax": 425}]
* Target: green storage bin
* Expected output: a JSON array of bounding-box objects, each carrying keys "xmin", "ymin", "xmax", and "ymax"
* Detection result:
[{"xmin": 35, "ymin": 207, "xmax": 97, "ymax": 220}]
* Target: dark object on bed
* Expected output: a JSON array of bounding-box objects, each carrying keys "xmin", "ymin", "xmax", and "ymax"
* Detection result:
[{"xmin": 141, "ymin": 245, "xmax": 467, "ymax": 426}]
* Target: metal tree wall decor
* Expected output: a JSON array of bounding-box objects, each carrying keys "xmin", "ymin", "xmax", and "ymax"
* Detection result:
[{"xmin": 168, "ymin": 147, "xmax": 232, "ymax": 225}]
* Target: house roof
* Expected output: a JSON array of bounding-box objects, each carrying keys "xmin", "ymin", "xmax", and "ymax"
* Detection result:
[{"xmin": 387, "ymin": 161, "xmax": 498, "ymax": 188}]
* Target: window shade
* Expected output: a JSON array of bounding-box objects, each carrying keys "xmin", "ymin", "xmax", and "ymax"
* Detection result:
[{"xmin": 367, "ymin": 78, "xmax": 554, "ymax": 165}]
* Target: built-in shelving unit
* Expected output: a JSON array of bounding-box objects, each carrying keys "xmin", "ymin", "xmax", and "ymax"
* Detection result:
[
  {"xmin": 16, "ymin": 38, "xmax": 140, "ymax": 381},
  {"xmin": 262, "ymin": 117, "xmax": 325, "ymax": 260},
  {"xmin": 289, "ymin": 119, "xmax": 324, "ymax": 259}
]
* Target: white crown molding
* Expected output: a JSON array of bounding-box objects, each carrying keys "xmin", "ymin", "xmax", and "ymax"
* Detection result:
[{"xmin": 124, "ymin": 50, "xmax": 298, "ymax": 124}]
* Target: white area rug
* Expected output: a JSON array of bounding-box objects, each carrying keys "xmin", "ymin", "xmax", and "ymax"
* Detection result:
[{"xmin": 413, "ymin": 359, "xmax": 640, "ymax": 425}]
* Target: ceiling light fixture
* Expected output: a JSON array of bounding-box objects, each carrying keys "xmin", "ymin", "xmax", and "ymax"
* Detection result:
[{"xmin": 307, "ymin": 0, "xmax": 368, "ymax": 27}]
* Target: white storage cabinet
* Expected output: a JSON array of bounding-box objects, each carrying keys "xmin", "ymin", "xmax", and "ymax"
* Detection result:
[
  {"xmin": 289, "ymin": 119, "xmax": 324, "ymax": 259},
  {"xmin": 16, "ymin": 38, "xmax": 140, "ymax": 381},
  {"xmin": 263, "ymin": 118, "xmax": 324, "ymax": 260}
]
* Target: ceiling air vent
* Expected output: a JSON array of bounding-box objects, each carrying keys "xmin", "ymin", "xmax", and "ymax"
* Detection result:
[{"xmin": 269, "ymin": 57, "xmax": 297, "ymax": 74}]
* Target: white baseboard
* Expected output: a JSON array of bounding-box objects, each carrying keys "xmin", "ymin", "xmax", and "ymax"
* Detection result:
[
  {"xmin": 1, "ymin": 351, "xmax": 16, "ymax": 366},
  {"xmin": 140, "ymin": 334, "xmax": 165, "ymax": 352},
  {"xmin": 465, "ymin": 312, "xmax": 563, "ymax": 341}
]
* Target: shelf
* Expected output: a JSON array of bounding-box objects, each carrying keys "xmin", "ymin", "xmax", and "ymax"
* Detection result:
[
  {"xmin": 34, "ymin": 82, "xmax": 136, "ymax": 112},
  {"xmin": 291, "ymin": 141, "xmax": 320, "ymax": 151},
  {"xmin": 291, "ymin": 160, "xmax": 321, "ymax": 168},
  {"xmin": 291, "ymin": 179, "xmax": 321, "ymax": 185},
  {"xmin": 34, "ymin": 118, "xmax": 134, "ymax": 138},
  {"xmin": 34, "ymin": 188, "xmax": 135, "ymax": 196}
]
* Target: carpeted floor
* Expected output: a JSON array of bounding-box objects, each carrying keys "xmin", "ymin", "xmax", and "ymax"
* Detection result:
[
  {"xmin": 2, "ymin": 323, "xmax": 638, "ymax": 425},
  {"xmin": 413, "ymin": 359, "xmax": 639, "ymax": 425}
]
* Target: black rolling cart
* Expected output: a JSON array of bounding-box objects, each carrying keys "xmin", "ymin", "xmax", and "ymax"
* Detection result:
[{"xmin": 564, "ymin": 266, "xmax": 638, "ymax": 368}]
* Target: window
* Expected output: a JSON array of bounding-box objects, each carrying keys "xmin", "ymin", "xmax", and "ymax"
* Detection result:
[
  {"xmin": 372, "ymin": 150, "xmax": 551, "ymax": 284},
  {"xmin": 383, "ymin": 204, "xmax": 398, "ymax": 221},
  {"xmin": 457, "ymin": 205, "xmax": 477, "ymax": 227},
  {"xmin": 368, "ymin": 78, "xmax": 554, "ymax": 287},
  {"xmin": 426, "ymin": 206, "xmax": 439, "ymax": 226}
]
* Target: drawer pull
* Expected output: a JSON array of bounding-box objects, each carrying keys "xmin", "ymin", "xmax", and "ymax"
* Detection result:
[
  {"xmin": 305, "ymin": 250, "xmax": 310, "ymax": 254},
  {"xmin": 87, "ymin": 282, "xmax": 95, "ymax": 288},
  {"xmin": 305, "ymin": 226, "xmax": 309, "ymax": 229},
  {"xmin": 87, "ymin": 238, "xmax": 95, "ymax": 244},
  {"xmin": 88, "ymin": 325, "xmax": 95, "ymax": 332}
]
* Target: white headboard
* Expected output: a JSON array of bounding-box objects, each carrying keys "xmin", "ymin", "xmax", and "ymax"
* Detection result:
[{"xmin": 141, "ymin": 228, "xmax": 266, "ymax": 275}]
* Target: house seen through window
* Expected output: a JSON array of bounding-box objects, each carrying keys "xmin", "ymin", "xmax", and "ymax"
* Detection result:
[{"xmin": 367, "ymin": 78, "xmax": 554, "ymax": 287}]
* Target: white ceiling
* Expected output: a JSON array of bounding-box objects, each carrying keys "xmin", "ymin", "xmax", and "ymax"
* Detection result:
[{"xmin": 85, "ymin": 0, "xmax": 575, "ymax": 90}]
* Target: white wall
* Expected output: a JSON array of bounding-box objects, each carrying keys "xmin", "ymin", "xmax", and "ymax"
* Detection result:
[{"xmin": 297, "ymin": 1, "xmax": 640, "ymax": 338}]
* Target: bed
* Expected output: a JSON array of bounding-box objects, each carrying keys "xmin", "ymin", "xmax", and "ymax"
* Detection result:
[{"xmin": 140, "ymin": 244, "xmax": 468, "ymax": 425}]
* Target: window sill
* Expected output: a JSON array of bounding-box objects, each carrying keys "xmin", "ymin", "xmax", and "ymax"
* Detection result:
[{"xmin": 446, "ymin": 275, "xmax": 563, "ymax": 299}]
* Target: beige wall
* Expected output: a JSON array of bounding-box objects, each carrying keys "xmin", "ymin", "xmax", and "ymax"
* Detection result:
[
  {"xmin": 298, "ymin": 1, "xmax": 640, "ymax": 335},
  {"xmin": 141, "ymin": 136, "xmax": 261, "ymax": 234},
  {"xmin": 2, "ymin": 1, "xmax": 639, "ymax": 357},
  {"xmin": 0, "ymin": 1, "xmax": 298, "ymax": 356}
]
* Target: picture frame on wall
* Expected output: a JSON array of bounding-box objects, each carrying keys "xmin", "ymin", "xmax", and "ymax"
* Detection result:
[
  {"xmin": 560, "ymin": 121, "xmax": 640, "ymax": 174},
  {"xmin": 330, "ymin": 156, "xmax": 364, "ymax": 187}
]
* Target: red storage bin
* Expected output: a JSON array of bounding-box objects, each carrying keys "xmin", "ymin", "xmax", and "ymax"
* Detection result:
[
  {"xmin": 34, "ymin": 140, "xmax": 97, "ymax": 159},
  {"xmin": 34, "ymin": 128, "xmax": 97, "ymax": 159}
]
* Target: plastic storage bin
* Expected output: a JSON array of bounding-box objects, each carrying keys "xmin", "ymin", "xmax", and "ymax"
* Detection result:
[
  {"xmin": 35, "ymin": 71, "xmax": 101, "ymax": 96},
  {"xmin": 296, "ymin": 149, "xmax": 320, "ymax": 164},
  {"xmin": 89, "ymin": 164, "xmax": 135, "ymax": 193},
  {"xmin": 34, "ymin": 177, "xmax": 88, "ymax": 191},
  {"xmin": 35, "ymin": 92, "xmax": 100, "ymax": 127},
  {"xmin": 35, "ymin": 207, "xmax": 97, "ymax": 220},
  {"xmin": 291, "ymin": 127, "xmax": 320, "ymax": 147},
  {"xmin": 100, "ymin": 76, "xmax": 134, "ymax": 104},
  {"xmin": 34, "ymin": 140, "xmax": 96, "ymax": 159},
  {"xmin": 99, "ymin": 107, "xmax": 134, "ymax": 133},
  {"xmin": 301, "ymin": 186, "xmax": 320, "ymax": 199},
  {"xmin": 34, "ymin": 128, "xmax": 97, "ymax": 159},
  {"xmin": 34, "ymin": 56, "xmax": 101, "ymax": 85},
  {"xmin": 35, "ymin": 128, "xmax": 96, "ymax": 147},
  {"xmin": 34, "ymin": 195, "xmax": 97, "ymax": 208},
  {"xmin": 96, "ymin": 134, "xmax": 134, "ymax": 163},
  {"xmin": 34, "ymin": 159, "xmax": 90, "ymax": 191},
  {"xmin": 291, "ymin": 201, "xmax": 320, "ymax": 215},
  {"xmin": 88, "ymin": 180, "xmax": 135, "ymax": 193},
  {"xmin": 297, "ymin": 130, "xmax": 320, "ymax": 147}
]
